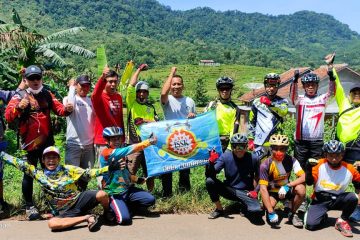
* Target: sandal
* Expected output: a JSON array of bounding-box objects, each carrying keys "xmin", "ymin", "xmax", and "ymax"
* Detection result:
[{"xmin": 87, "ymin": 215, "xmax": 101, "ymax": 232}]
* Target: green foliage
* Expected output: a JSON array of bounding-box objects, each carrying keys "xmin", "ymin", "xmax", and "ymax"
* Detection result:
[
  {"xmin": 190, "ymin": 78, "xmax": 210, "ymax": 107},
  {"xmin": 96, "ymin": 45, "xmax": 107, "ymax": 77}
]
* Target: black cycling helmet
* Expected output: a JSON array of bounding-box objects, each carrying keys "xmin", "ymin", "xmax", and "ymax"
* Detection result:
[
  {"xmin": 102, "ymin": 127, "xmax": 123, "ymax": 139},
  {"xmin": 230, "ymin": 133, "xmax": 248, "ymax": 144},
  {"xmin": 264, "ymin": 73, "xmax": 281, "ymax": 86},
  {"xmin": 322, "ymin": 140, "xmax": 345, "ymax": 154},
  {"xmin": 350, "ymin": 83, "xmax": 360, "ymax": 93},
  {"xmin": 216, "ymin": 76, "xmax": 234, "ymax": 89},
  {"xmin": 301, "ymin": 73, "xmax": 320, "ymax": 84}
]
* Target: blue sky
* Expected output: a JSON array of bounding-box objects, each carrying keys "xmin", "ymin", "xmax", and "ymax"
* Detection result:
[{"xmin": 157, "ymin": 0, "xmax": 360, "ymax": 33}]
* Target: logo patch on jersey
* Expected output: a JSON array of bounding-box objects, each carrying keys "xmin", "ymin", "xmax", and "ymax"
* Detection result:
[{"xmin": 310, "ymin": 112, "xmax": 323, "ymax": 130}]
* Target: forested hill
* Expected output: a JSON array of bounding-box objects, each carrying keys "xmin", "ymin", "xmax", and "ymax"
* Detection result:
[{"xmin": 1, "ymin": 0, "xmax": 360, "ymax": 69}]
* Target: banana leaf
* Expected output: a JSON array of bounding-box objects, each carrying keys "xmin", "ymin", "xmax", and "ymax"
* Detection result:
[
  {"xmin": 96, "ymin": 45, "xmax": 107, "ymax": 77},
  {"xmin": 119, "ymin": 60, "xmax": 134, "ymax": 91}
]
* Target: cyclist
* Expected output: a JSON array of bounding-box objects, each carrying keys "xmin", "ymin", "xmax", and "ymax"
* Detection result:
[
  {"xmin": 205, "ymin": 133, "xmax": 262, "ymax": 222},
  {"xmin": 305, "ymin": 140, "xmax": 360, "ymax": 237},
  {"xmin": 205, "ymin": 77, "xmax": 239, "ymax": 152},
  {"xmin": 331, "ymin": 67, "xmax": 360, "ymax": 222},
  {"xmin": 100, "ymin": 127, "xmax": 156, "ymax": 225},
  {"xmin": 249, "ymin": 73, "xmax": 288, "ymax": 159},
  {"xmin": 126, "ymin": 63, "xmax": 158, "ymax": 192},
  {"xmin": 259, "ymin": 134, "xmax": 305, "ymax": 228},
  {"xmin": 0, "ymin": 146, "xmax": 115, "ymax": 232}
]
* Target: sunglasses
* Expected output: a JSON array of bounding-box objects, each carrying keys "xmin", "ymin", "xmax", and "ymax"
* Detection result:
[
  {"xmin": 27, "ymin": 76, "xmax": 42, "ymax": 81},
  {"xmin": 271, "ymin": 146, "xmax": 288, "ymax": 151},
  {"xmin": 231, "ymin": 144, "xmax": 247, "ymax": 150},
  {"xmin": 218, "ymin": 87, "xmax": 232, "ymax": 92}
]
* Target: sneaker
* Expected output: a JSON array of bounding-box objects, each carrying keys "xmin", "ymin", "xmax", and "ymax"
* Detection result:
[
  {"xmin": 289, "ymin": 213, "xmax": 303, "ymax": 228},
  {"xmin": 298, "ymin": 201, "xmax": 308, "ymax": 213},
  {"xmin": 26, "ymin": 206, "xmax": 40, "ymax": 220},
  {"xmin": 349, "ymin": 205, "xmax": 360, "ymax": 222},
  {"xmin": 208, "ymin": 209, "xmax": 224, "ymax": 219},
  {"xmin": 335, "ymin": 218, "xmax": 353, "ymax": 237}
]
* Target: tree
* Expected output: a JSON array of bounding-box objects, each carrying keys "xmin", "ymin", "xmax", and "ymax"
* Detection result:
[
  {"xmin": 0, "ymin": 8, "xmax": 95, "ymax": 68},
  {"xmin": 192, "ymin": 78, "xmax": 209, "ymax": 107}
]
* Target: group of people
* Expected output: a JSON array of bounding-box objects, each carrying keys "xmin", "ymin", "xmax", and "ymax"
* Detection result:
[{"xmin": 0, "ymin": 63, "xmax": 359, "ymax": 237}]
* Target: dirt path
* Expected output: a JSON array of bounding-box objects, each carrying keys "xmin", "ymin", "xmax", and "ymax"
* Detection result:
[{"xmin": 1, "ymin": 211, "xmax": 359, "ymax": 240}]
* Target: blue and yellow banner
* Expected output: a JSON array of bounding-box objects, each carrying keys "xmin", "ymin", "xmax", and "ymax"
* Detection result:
[{"xmin": 139, "ymin": 111, "xmax": 222, "ymax": 177}]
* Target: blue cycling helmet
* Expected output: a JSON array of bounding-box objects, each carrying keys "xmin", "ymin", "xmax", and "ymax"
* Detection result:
[
  {"xmin": 102, "ymin": 127, "xmax": 123, "ymax": 139},
  {"xmin": 322, "ymin": 140, "xmax": 345, "ymax": 153},
  {"xmin": 301, "ymin": 73, "xmax": 320, "ymax": 84},
  {"xmin": 216, "ymin": 76, "xmax": 234, "ymax": 89}
]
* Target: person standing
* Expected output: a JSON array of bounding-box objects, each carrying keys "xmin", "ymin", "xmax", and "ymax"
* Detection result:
[
  {"xmin": 63, "ymin": 75, "xmax": 95, "ymax": 169},
  {"xmin": 160, "ymin": 67, "xmax": 196, "ymax": 197},
  {"xmin": 5, "ymin": 65, "xmax": 73, "ymax": 220}
]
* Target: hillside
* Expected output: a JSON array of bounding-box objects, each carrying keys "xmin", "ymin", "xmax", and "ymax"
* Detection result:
[{"xmin": 1, "ymin": 0, "xmax": 360, "ymax": 69}]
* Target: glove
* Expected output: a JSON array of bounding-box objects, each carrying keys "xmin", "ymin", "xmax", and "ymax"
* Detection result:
[
  {"xmin": 278, "ymin": 185, "xmax": 291, "ymax": 199},
  {"xmin": 294, "ymin": 69, "xmax": 300, "ymax": 82},
  {"xmin": 136, "ymin": 177, "xmax": 146, "ymax": 184},
  {"xmin": 134, "ymin": 118, "xmax": 145, "ymax": 126},
  {"xmin": 259, "ymin": 96, "xmax": 271, "ymax": 106},
  {"xmin": 268, "ymin": 212, "xmax": 279, "ymax": 223},
  {"xmin": 108, "ymin": 159, "xmax": 121, "ymax": 172},
  {"xmin": 247, "ymin": 190, "xmax": 258, "ymax": 199},
  {"xmin": 308, "ymin": 158, "xmax": 318, "ymax": 166},
  {"xmin": 327, "ymin": 69, "xmax": 336, "ymax": 81},
  {"xmin": 148, "ymin": 133, "xmax": 157, "ymax": 145},
  {"xmin": 208, "ymin": 148, "xmax": 219, "ymax": 164},
  {"xmin": 248, "ymin": 139, "xmax": 255, "ymax": 151}
]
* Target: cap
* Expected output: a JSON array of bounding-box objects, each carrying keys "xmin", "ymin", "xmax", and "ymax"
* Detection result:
[
  {"xmin": 135, "ymin": 81, "xmax": 150, "ymax": 92},
  {"xmin": 25, "ymin": 65, "xmax": 42, "ymax": 78},
  {"xmin": 350, "ymin": 83, "xmax": 360, "ymax": 92},
  {"xmin": 42, "ymin": 146, "xmax": 60, "ymax": 157},
  {"xmin": 76, "ymin": 75, "xmax": 91, "ymax": 85}
]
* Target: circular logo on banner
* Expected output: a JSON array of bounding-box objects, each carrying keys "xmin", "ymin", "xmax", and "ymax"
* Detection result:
[{"xmin": 166, "ymin": 129, "xmax": 198, "ymax": 158}]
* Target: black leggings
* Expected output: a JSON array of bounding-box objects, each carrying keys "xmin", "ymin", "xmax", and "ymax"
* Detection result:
[{"xmin": 22, "ymin": 148, "xmax": 44, "ymax": 207}]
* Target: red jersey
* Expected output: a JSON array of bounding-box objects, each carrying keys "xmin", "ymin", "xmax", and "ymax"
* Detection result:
[{"xmin": 91, "ymin": 77, "xmax": 124, "ymax": 145}]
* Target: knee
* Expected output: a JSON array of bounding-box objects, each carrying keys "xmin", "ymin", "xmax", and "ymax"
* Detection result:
[
  {"xmin": 96, "ymin": 190, "xmax": 108, "ymax": 202},
  {"xmin": 205, "ymin": 177, "xmax": 216, "ymax": 187},
  {"xmin": 117, "ymin": 215, "xmax": 132, "ymax": 225},
  {"xmin": 48, "ymin": 218, "xmax": 61, "ymax": 230},
  {"xmin": 294, "ymin": 184, "xmax": 306, "ymax": 198},
  {"xmin": 305, "ymin": 223, "xmax": 319, "ymax": 231}
]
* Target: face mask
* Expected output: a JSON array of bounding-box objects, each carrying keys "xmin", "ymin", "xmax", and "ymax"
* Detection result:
[
  {"xmin": 273, "ymin": 151, "xmax": 285, "ymax": 161},
  {"xmin": 27, "ymin": 85, "xmax": 43, "ymax": 95}
]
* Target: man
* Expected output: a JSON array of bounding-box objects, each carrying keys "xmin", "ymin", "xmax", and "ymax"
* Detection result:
[
  {"xmin": 290, "ymin": 70, "xmax": 335, "ymax": 170},
  {"xmin": 5, "ymin": 65, "xmax": 73, "ymax": 220},
  {"xmin": 305, "ymin": 140, "xmax": 360, "ymax": 237},
  {"xmin": 63, "ymin": 75, "xmax": 95, "ymax": 169},
  {"xmin": 205, "ymin": 133, "xmax": 263, "ymax": 222},
  {"xmin": 100, "ymin": 127, "xmax": 156, "ymax": 225},
  {"xmin": 160, "ymin": 66, "xmax": 196, "ymax": 197},
  {"xmin": 249, "ymin": 73, "xmax": 288, "ymax": 159},
  {"xmin": 0, "ymin": 146, "xmax": 117, "ymax": 232},
  {"xmin": 332, "ymin": 67, "xmax": 360, "ymax": 222},
  {"xmin": 259, "ymin": 134, "xmax": 306, "ymax": 228},
  {"xmin": 204, "ymin": 76, "xmax": 239, "ymax": 152},
  {"xmin": 91, "ymin": 66, "xmax": 125, "ymax": 163},
  {"xmin": 0, "ymin": 79, "xmax": 26, "ymax": 215},
  {"xmin": 126, "ymin": 63, "xmax": 158, "ymax": 191}
]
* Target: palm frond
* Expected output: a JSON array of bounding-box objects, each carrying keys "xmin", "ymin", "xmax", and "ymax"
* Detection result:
[
  {"xmin": 37, "ymin": 42, "xmax": 95, "ymax": 58},
  {"xmin": 35, "ymin": 47, "xmax": 67, "ymax": 67},
  {"xmin": 41, "ymin": 27, "xmax": 86, "ymax": 43},
  {"xmin": 12, "ymin": 8, "xmax": 23, "ymax": 25}
]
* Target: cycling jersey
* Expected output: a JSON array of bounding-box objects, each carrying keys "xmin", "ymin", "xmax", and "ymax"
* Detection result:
[
  {"xmin": 126, "ymin": 85, "xmax": 157, "ymax": 144},
  {"xmin": 334, "ymin": 69, "xmax": 360, "ymax": 144},
  {"xmin": 310, "ymin": 158, "xmax": 360, "ymax": 197},
  {"xmin": 0, "ymin": 152, "xmax": 108, "ymax": 215},
  {"xmin": 204, "ymin": 100, "xmax": 237, "ymax": 136},
  {"xmin": 259, "ymin": 155, "xmax": 304, "ymax": 192},
  {"xmin": 100, "ymin": 139, "xmax": 151, "ymax": 195},
  {"xmin": 290, "ymin": 80, "xmax": 335, "ymax": 141},
  {"xmin": 249, "ymin": 96, "xmax": 288, "ymax": 146}
]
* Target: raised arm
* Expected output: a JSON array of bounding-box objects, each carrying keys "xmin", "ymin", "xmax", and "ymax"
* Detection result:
[
  {"xmin": 289, "ymin": 70, "xmax": 300, "ymax": 105},
  {"xmin": 161, "ymin": 67, "xmax": 177, "ymax": 105}
]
